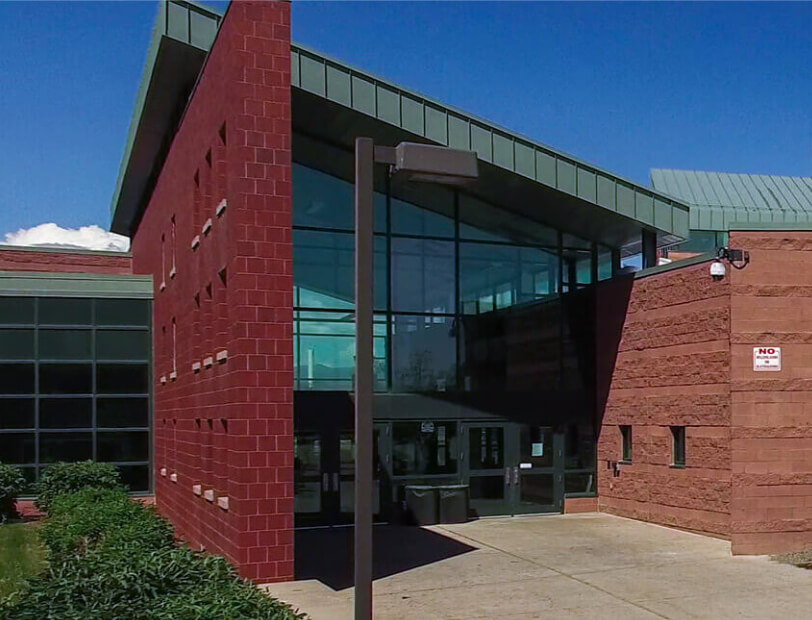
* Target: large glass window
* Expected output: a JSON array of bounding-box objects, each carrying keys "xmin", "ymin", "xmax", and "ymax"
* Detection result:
[
  {"xmin": 293, "ymin": 230, "xmax": 387, "ymax": 311},
  {"xmin": 391, "ymin": 314, "xmax": 456, "ymax": 392},
  {"xmin": 294, "ymin": 311, "xmax": 387, "ymax": 391},
  {"xmin": 292, "ymin": 163, "xmax": 386, "ymax": 233},
  {"xmin": 459, "ymin": 243, "xmax": 558, "ymax": 314},
  {"xmin": 0, "ymin": 297, "xmax": 151, "ymax": 491},
  {"xmin": 291, "ymin": 159, "xmax": 622, "ymax": 399},
  {"xmin": 391, "ymin": 238, "xmax": 454, "ymax": 314}
]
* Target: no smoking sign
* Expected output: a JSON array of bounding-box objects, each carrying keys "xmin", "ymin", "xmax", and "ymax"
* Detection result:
[{"xmin": 753, "ymin": 347, "xmax": 781, "ymax": 372}]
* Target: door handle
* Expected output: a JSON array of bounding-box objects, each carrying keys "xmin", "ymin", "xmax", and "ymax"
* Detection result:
[
  {"xmin": 322, "ymin": 473, "xmax": 329, "ymax": 492},
  {"xmin": 512, "ymin": 467, "xmax": 519, "ymax": 486},
  {"xmin": 333, "ymin": 473, "xmax": 339, "ymax": 492},
  {"xmin": 504, "ymin": 467, "xmax": 511, "ymax": 485}
]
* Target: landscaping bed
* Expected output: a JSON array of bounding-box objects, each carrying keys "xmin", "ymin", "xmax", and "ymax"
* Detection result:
[{"xmin": 0, "ymin": 462, "xmax": 304, "ymax": 619}]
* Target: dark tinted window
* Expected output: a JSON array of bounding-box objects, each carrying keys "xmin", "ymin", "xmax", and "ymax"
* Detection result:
[
  {"xmin": 0, "ymin": 398, "xmax": 35, "ymax": 429},
  {"xmin": 671, "ymin": 426, "xmax": 686, "ymax": 467},
  {"xmin": 97, "ymin": 397, "xmax": 149, "ymax": 428},
  {"xmin": 392, "ymin": 421, "xmax": 457, "ymax": 476},
  {"xmin": 39, "ymin": 432, "xmax": 93, "ymax": 463},
  {"xmin": 39, "ymin": 329, "xmax": 92, "ymax": 360},
  {"xmin": 0, "ymin": 432, "xmax": 35, "ymax": 464},
  {"xmin": 620, "ymin": 426, "xmax": 632, "ymax": 463},
  {"xmin": 0, "ymin": 364, "xmax": 35, "ymax": 394},
  {"xmin": 39, "ymin": 364, "xmax": 92, "ymax": 394},
  {"xmin": 96, "ymin": 330, "xmax": 150, "ymax": 361},
  {"xmin": 39, "ymin": 398, "xmax": 92, "ymax": 428},
  {"xmin": 97, "ymin": 431, "xmax": 149, "ymax": 462},
  {"xmin": 0, "ymin": 298, "xmax": 34, "ymax": 325},
  {"xmin": 95, "ymin": 299, "xmax": 150, "ymax": 326},
  {"xmin": 39, "ymin": 298, "xmax": 92, "ymax": 325},
  {"xmin": 96, "ymin": 364, "xmax": 149, "ymax": 394},
  {"xmin": 117, "ymin": 464, "xmax": 150, "ymax": 492},
  {"xmin": 391, "ymin": 315, "xmax": 456, "ymax": 392},
  {"xmin": 391, "ymin": 238, "xmax": 454, "ymax": 313},
  {"xmin": 0, "ymin": 329, "xmax": 35, "ymax": 359}
]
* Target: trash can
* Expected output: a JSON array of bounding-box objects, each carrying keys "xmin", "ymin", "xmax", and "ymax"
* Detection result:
[
  {"xmin": 403, "ymin": 485, "xmax": 438, "ymax": 525},
  {"xmin": 438, "ymin": 484, "xmax": 469, "ymax": 524}
]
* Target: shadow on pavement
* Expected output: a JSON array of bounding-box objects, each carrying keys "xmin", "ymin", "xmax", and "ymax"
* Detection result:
[{"xmin": 295, "ymin": 525, "xmax": 476, "ymax": 590}]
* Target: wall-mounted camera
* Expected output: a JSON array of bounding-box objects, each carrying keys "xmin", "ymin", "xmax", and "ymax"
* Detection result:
[{"xmin": 710, "ymin": 247, "xmax": 750, "ymax": 281}]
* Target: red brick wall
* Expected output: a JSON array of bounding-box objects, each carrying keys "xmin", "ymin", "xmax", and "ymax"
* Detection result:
[
  {"xmin": 0, "ymin": 248, "xmax": 131, "ymax": 274},
  {"xmin": 597, "ymin": 262, "xmax": 732, "ymax": 536},
  {"xmin": 729, "ymin": 231, "xmax": 812, "ymax": 554},
  {"xmin": 129, "ymin": 1, "xmax": 293, "ymax": 582}
]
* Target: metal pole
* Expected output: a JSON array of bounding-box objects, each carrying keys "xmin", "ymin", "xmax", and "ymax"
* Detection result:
[{"xmin": 354, "ymin": 137, "xmax": 374, "ymax": 620}]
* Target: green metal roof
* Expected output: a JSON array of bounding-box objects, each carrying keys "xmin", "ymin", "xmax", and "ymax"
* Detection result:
[
  {"xmin": 111, "ymin": 1, "xmax": 690, "ymax": 246},
  {"xmin": 651, "ymin": 169, "xmax": 812, "ymax": 232},
  {"xmin": 291, "ymin": 44, "xmax": 689, "ymax": 244},
  {"xmin": 0, "ymin": 271, "xmax": 153, "ymax": 299}
]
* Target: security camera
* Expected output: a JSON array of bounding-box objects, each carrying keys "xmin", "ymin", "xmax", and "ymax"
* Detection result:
[{"xmin": 710, "ymin": 260, "xmax": 726, "ymax": 281}]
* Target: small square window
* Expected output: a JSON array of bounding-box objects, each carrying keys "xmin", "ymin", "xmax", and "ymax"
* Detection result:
[
  {"xmin": 671, "ymin": 426, "xmax": 686, "ymax": 467},
  {"xmin": 620, "ymin": 425, "xmax": 632, "ymax": 463}
]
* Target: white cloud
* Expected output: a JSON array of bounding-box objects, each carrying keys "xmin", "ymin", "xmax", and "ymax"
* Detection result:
[{"xmin": 3, "ymin": 223, "xmax": 130, "ymax": 252}]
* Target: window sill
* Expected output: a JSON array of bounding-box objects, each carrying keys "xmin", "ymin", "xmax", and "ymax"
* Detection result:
[
  {"xmin": 670, "ymin": 464, "xmax": 686, "ymax": 469},
  {"xmin": 618, "ymin": 460, "xmax": 632, "ymax": 465}
]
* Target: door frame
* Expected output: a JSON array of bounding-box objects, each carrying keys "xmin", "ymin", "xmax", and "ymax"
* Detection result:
[{"xmin": 461, "ymin": 421, "xmax": 565, "ymax": 518}]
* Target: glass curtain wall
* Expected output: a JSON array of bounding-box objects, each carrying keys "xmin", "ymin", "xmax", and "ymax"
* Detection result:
[
  {"xmin": 0, "ymin": 297, "xmax": 152, "ymax": 491},
  {"xmin": 292, "ymin": 160, "xmax": 616, "ymax": 394}
]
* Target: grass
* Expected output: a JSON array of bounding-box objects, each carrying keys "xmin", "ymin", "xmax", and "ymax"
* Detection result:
[{"xmin": 0, "ymin": 522, "xmax": 46, "ymax": 599}]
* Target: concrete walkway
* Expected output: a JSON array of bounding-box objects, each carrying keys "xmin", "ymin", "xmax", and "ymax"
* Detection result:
[{"xmin": 261, "ymin": 513, "xmax": 812, "ymax": 619}]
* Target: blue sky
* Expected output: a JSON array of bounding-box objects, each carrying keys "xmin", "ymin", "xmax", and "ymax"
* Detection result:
[{"xmin": 1, "ymin": 1, "xmax": 810, "ymax": 241}]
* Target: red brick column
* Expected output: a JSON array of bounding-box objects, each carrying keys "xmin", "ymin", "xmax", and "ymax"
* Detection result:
[
  {"xmin": 728, "ymin": 231, "xmax": 812, "ymax": 554},
  {"xmin": 131, "ymin": 1, "xmax": 293, "ymax": 582}
]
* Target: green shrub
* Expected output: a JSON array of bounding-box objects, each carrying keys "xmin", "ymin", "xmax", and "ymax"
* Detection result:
[
  {"xmin": 40, "ymin": 488, "xmax": 174, "ymax": 560},
  {"xmin": 34, "ymin": 461, "xmax": 123, "ymax": 513},
  {"xmin": 4, "ymin": 545, "xmax": 301, "ymax": 620},
  {"xmin": 2, "ymin": 488, "xmax": 303, "ymax": 620},
  {"xmin": 0, "ymin": 463, "xmax": 27, "ymax": 523}
]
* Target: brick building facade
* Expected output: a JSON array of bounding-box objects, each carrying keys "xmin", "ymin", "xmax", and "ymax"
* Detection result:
[
  {"xmin": 129, "ymin": 2, "xmax": 294, "ymax": 582},
  {"xmin": 597, "ymin": 229, "xmax": 812, "ymax": 554},
  {"xmin": 87, "ymin": 0, "xmax": 812, "ymax": 584}
]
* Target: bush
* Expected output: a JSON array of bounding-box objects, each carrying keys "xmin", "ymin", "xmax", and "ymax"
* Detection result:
[
  {"xmin": 0, "ymin": 463, "xmax": 27, "ymax": 523},
  {"xmin": 2, "ymin": 489, "xmax": 303, "ymax": 620},
  {"xmin": 40, "ymin": 488, "xmax": 174, "ymax": 560},
  {"xmin": 34, "ymin": 461, "xmax": 123, "ymax": 514}
]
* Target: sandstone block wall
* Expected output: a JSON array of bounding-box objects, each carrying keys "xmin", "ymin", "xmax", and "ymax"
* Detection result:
[{"xmin": 596, "ymin": 262, "xmax": 732, "ymax": 536}]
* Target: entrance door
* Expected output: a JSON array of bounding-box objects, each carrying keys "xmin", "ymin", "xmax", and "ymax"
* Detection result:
[
  {"xmin": 463, "ymin": 423, "xmax": 512, "ymax": 517},
  {"xmin": 461, "ymin": 422, "xmax": 563, "ymax": 518},
  {"xmin": 511, "ymin": 425, "xmax": 563, "ymax": 514},
  {"xmin": 294, "ymin": 425, "xmax": 389, "ymax": 528}
]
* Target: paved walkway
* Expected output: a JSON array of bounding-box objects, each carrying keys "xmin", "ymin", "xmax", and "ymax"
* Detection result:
[{"xmin": 261, "ymin": 513, "xmax": 812, "ymax": 619}]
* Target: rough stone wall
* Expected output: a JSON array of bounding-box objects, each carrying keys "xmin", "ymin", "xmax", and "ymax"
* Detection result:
[
  {"xmin": 597, "ymin": 262, "xmax": 732, "ymax": 536},
  {"xmin": 729, "ymin": 231, "xmax": 812, "ymax": 554},
  {"xmin": 130, "ymin": 1, "xmax": 293, "ymax": 582},
  {"xmin": 0, "ymin": 248, "xmax": 132, "ymax": 274}
]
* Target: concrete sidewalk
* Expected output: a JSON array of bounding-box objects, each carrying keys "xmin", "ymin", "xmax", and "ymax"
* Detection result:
[{"xmin": 261, "ymin": 513, "xmax": 812, "ymax": 619}]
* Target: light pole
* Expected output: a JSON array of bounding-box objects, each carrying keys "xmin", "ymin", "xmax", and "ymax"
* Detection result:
[{"xmin": 354, "ymin": 139, "xmax": 478, "ymax": 620}]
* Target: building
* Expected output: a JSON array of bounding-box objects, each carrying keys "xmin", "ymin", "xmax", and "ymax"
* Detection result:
[
  {"xmin": 0, "ymin": 245, "xmax": 153, "ymax": 495},
  {"xmin": 4, "ymin": 0, "xmax": 812, "ymax": 584}
]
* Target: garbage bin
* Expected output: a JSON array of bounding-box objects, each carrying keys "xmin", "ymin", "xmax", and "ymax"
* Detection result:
[
  {"xmin": 403, "ymin": 485, "xmax": 438, "ymax": 525},
  {"xmin": 438, "ymin": 484, "xmax": 469, "ymax": 524}
]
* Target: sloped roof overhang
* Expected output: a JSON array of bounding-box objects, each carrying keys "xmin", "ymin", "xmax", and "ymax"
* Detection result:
[
  {"xmin": 110, "ymin": 1, "xmax": 690, "ymax": 250},
  {"xmin": 110, "ymin": 1, "xmax": 221, "ymax": 236}
]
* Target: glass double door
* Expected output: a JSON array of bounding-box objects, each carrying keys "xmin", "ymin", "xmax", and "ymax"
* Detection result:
[
  {"xmin": 294, "ymin": 426, "xmax": 387, "ymax": 528},
  {"xmin": 463, "ymin": 422, "xmax": 564, "ymax": 517}
]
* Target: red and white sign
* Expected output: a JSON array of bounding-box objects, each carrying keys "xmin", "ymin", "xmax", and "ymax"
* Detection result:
[{"xmin": 753, "ymin": 347, "xmax": 781, "ymax": 372}]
